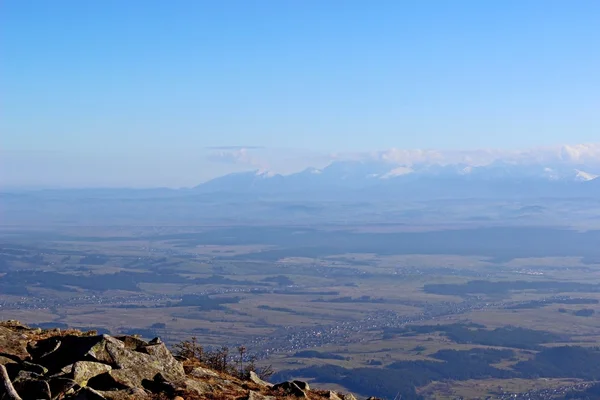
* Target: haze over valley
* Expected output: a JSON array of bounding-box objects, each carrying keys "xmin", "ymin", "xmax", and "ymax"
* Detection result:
[
  {"xmin": 3, "ymin": 1, "xmax": 600, "ymax": 399},
  {"xmin": 3, "ymin": 165, "xmax": 600, "ymax": 398}
]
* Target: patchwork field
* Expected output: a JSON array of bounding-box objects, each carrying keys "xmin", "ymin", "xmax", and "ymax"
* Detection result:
[{"xmin": 3, "ymin": 224, "xmax": 600, "ymax": 399}]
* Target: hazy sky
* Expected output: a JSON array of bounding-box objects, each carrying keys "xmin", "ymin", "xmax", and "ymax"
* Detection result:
[{"xmin": 2, "ymin": 1, "xmax": 599, "ymax": 187}]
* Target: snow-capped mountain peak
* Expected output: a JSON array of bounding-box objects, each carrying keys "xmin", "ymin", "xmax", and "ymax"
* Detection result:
[
  {"xmin": 379, "ymin": 166, "xmax": 414, "ymax": 179},
  {"xmin": 255, "ymin": 169, "xmax": 277, "ymax": 178},
  {"xmin": 197, "ymin": 157, "xmax": 600, "ymax": 195}
]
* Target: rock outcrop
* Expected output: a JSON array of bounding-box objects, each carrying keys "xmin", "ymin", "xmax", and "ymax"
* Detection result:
[{"xmin": 0, "ymin": 321, "xmax": 360, "ymax": 400}]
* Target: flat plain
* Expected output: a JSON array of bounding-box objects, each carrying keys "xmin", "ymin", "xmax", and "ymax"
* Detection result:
[{"xmin": 3, "ymin": 219, "xmax": 600, "ymax": 399}]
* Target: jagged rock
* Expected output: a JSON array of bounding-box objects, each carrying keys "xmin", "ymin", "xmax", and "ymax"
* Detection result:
[
  {"xmin": 61, "ymin": 363, "xmax": 76, "ymax": 375},
  {"xmin": 60, "ymin": 364, "xmax": 74, "ymax": 374},
  {"xmin": 12, "ymin": 369, "xmax": 43, "ymax": 382},
  {"xmin": 327, "ymin": 391, "xmax": 342, "ymax": 400},
  {"xmin": 0, "ymin": 364, "xmax": 22, "ymax": 400},
  {"xmin": 48, "ymin": 377, "xmax": 79, "ymax": 399},
  {"xmin": 114, "ymin": 336, "xmax": 148, "ymax": 351},
  {"xmin": 73, "ymin": 387, "xmax": 107, "ymax": 400},
  {"xmin": 292, "ymin": 380, "xmax": 310, "ymax": 391},
  {"xmin": 148, "ymin": 337, "xmax": 162, "ymax": 345},
  {"xmin": 47, "ymin": 363, "xmax": 75, "ymax": 379},
  {"xmin": 0, "ymin": 354, "xmax": 18, "ymax": 366},
  {"xmin": 189, "ymin": 366, "xmax": 219, "ymax": 379},
  {"xmin": 21, "ymin": 360, "xmax": 48, "ymax": 375},
  {"xmin": 28, "ymin": 335, "xmax": 124, "ymax": 372},
  {"xmin": 104, "ymin": 341, "xmax": 184, "ymax": 389},
  {"xmin": 86, "ymin": 371, "xmax": 129, "ymax": 391},
  {"xmin": 249, "ymin": 371, "xmax": 273, "ymax": 388},
  {"xmin": 12, "ymin": 370, "xmax": 51, "ymax": 400},
  {"xmin": 100, "ymin": 369, "xmax": 140, "ymax": 390},
  {"xmin": 246, "ymin": 390, "xmax": 275, "ymax": 400},
  {"xmin": 272, "ymin": 381, "xmax": 307, "ymax": 398},
  {"xmin": 0, "ymin": 322, "xmax": 377, "ymax": 400},
  {"xmin": 138, "ymin": 342, "xmax": 177, "ymax": 365},
  {"xmin": 27, "ymin": 337, "xmax": 62, "ymax": 359},
  {"xmin": 140, "ymin": 372, "xmax": 188, "ymax": 396},
  {"xmin": 86, "ymin": 335, "xmax": 126, "ymax": 365},
  {"xmin": 72, "ymin": 361, "xmax": 113, "ymax": 386},
  {"xmin": 0, "ymin": 356, "xmax": 16, "ymax": 365},
  {"xmin": 15, "ymin": 381, "xmax": 51, "ymax": 400}
]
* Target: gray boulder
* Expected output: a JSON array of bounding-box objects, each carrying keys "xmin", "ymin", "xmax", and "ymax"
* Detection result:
[
  {"xmin": 48, "ymin": 377, "xmax": 79, "ymax": 399},
  {"xmin": 72, "ymin": 361, "xmax": 112, "ymax": 386},
  {"xmin": 102, "ymin": 342, "xmax": 184, "ymax": 389},
  {"xmin": 249, "ymin": 371, "xmax": 273, "ymax": 388},
  {"xmin": 272, "ymin": 381, "xmax": 308, "ymax": 398},
  {"xmin": 27, "ymin": 335, "xmax": 124, "ymax": 372},
  {"xmin": 114, "ymin": 336, "xmax": 148, "ymax": 351}
]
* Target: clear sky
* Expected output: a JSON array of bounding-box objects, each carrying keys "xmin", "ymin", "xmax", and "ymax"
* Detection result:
[{"xmin": 2, "ymin": 0, "xmax": 599, "ymax": 187}]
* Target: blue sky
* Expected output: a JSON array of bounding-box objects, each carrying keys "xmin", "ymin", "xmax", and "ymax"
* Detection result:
[{"xmin": 2, "ymin": 0, "xmax": 599, "ymax": 187}]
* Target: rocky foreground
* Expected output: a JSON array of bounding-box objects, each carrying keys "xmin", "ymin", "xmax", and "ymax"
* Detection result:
[{"xmin": 0, "ymin": 321, "xmax": 362, "ymax": 400}]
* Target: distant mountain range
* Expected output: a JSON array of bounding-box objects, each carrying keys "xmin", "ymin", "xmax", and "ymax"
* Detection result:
[
  {"xmin": 195, "ymin": 160, "xmax": 600, "ymax": 198},
  {"xmin": 2, "ymin": 158, "xmax": 599, "ymax": 226}
]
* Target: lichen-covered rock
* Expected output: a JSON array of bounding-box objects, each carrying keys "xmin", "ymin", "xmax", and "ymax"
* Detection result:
[
  {"xmin": 72, "ymin": 361, "xmax": 112, "ymax": 386},
  {"xmin": 138, "ymin": 342, "xmax": 184, "ymax": 378},
  {"xmin": 19, "ymin": 360, "xmax": 48, "ymax": 375},
  {"xmin": 86, "ymin": 335, "xmax": 125, "ymax": 365},
  {"xmin": 104, "ymin": 341, "xmax": 184, "ymax": 388}
]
